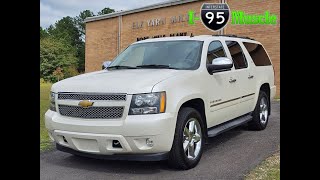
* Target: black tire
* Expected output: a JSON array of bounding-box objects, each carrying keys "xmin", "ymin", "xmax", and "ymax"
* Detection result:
[
  {"xmin": 248, "ymin": 91, "xmax": 270, "ymax": 130},
  {"xmin": 168, "ymin": 107, "xmax": 204, "ymax": 170}
]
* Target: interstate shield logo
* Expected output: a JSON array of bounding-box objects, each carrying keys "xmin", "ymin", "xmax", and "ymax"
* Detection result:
[{"xmin": 200, "ymin": 3, "xmax": 230, "ymax": 31}]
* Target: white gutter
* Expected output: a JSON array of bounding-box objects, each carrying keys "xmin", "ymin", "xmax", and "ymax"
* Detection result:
[
  {"xmin": 220, "ymin": 0, "xmax": 226, "ymax": 35},
  {"xmin": 118, "ymin": 15, "xmax": 122, "ymax": 55}
]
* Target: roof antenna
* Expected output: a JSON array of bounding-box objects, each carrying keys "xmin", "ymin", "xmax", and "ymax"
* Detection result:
[{"xmin": 190, "ymin": 33, "xmax": 194, "ymax": 37}]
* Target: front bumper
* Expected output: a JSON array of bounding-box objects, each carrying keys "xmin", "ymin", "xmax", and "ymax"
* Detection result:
[
  {"xmin": 56, "ymin": 143, "xmax": 169, "ymax": 161},
  {"xmin": 45, "ymin": 110, "xmax": 176, "ymax": 156}
]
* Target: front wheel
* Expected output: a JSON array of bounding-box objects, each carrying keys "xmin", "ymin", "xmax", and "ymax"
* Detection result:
[{"xmin": 168, "ymin": 107, "xmax": 204, "ymax": 170}]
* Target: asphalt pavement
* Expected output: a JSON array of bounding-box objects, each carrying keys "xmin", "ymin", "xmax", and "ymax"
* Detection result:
[{"xmin": 40, "ymin": 101, "xmax": 280, "ymax": 180}]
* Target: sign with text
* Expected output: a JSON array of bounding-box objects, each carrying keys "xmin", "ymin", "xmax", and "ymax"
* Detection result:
[
  {"xmin": 136, "ymin": 32, "xmax": 192, "ymax": 41},
  {"xmin": 132, "ymin": 13, "xmax": 198, "ymax": 29}
]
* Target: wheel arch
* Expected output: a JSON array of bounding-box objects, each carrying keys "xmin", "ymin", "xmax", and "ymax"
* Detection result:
[
  {"xmin": 178, "ymin": 98, "xmax": 208, "ymax": 142},
  {"xmin": 259, "ymin": 83, "xmax": 271, "ymax": 115}
]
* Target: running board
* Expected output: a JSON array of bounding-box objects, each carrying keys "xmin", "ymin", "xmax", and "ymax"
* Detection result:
[{"xmin": 207, "ymin": 114, "xmax": 252, "ymax": 138}]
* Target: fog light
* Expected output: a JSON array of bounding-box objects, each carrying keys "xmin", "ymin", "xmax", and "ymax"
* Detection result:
[
  {"xmin": 62, "ymin": 136, "xmax": 68, "ymax": 143},
  {"xmin": 112, "ymin": 140, "xmax": 122, "ymax": 148},
  {"xmin": 146, "ymin": 138, "xmax": 154, "ymax": 147}
]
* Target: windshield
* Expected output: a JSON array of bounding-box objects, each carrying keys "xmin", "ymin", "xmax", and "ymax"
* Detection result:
[{"xmin": 109, "ymin": 40, "xmax": 203, "ymax": 70}]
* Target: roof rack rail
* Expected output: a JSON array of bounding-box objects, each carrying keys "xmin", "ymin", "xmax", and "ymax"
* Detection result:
[
  {"xmin": 238, "ymin": 36, "xmax": 255, "ymax": 40},
  {"xmin": 212, "ymin": 34, "xmax": 237, "ymax": 37},
  {"xmin": 212, "ymin": 34, "xmax": 255, "ymax": 40}
]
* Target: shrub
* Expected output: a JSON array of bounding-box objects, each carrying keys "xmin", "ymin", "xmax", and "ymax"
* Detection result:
[
  {"xmin": 64, "ymin": 66, "xmax": 79, "ymax": 78},
  {"xmin": 52, "ymin": 67, "xmax": 64, "ymax": 81},
  {"xmin": 40, "ymin": 37, "xmax": 77, "ymax": 83}
]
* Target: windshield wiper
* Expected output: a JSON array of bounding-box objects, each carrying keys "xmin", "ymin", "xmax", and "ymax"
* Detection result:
[
  {"xmin": 136, "ymin": 64, "xmax": 179, "ymax": 69},
  {"xmin": 107, "ymin": 65, "xmax": 138, "ymax": 69}
]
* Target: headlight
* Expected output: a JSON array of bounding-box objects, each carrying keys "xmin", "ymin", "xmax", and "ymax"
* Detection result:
[
  {"xmin": 49, "ymin": 91, "xmax": 56, "ymax": 111},
  {"xmin": 129, "ymin": 92, "xmax": 166, "ymax": 115}
]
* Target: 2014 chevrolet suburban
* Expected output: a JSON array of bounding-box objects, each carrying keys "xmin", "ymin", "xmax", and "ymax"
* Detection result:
[{"xmin": 45, "ymin": 34, "xmax": 276, "ymax": 169}]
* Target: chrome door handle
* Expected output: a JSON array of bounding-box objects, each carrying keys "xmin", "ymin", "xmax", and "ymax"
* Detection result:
[
  {"xmin": 229, "ymin": 78, "xmax": 237, "ymax": 83},
  {"xmin": 248, "ymin": 75, "xmax": 254, "ymax": 79}
]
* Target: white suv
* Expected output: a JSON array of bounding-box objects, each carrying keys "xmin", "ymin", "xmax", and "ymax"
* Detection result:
[{"xmin": 45, "ymin": 35, "xmax": 276, "ymax": 169}]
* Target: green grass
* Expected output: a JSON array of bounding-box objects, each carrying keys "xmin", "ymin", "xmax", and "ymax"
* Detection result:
[
  {"xmin": 40, "ymin": 83, "xmax": 53, "ymax": 151},
  {"xmin": 245, "ymin": 151, "xmax": 280, "ymax": 180}
]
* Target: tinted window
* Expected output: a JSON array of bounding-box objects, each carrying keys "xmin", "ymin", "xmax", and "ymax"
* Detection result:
[
  {"xmin": 207, "ymin": 41, "xmax": 226, "ymax": 64},
  {"xmin": 225, "ymin": 41, "xmax": 248, "ymax": 69},
  {"xmin": 243, "ymin": 42, "xmax": 271, "ymax": 66}
]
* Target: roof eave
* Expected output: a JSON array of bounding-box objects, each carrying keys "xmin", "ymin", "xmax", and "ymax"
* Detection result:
[{"xmin": 84, "ymin": 0, "xmax": 200, "ymax": 23}]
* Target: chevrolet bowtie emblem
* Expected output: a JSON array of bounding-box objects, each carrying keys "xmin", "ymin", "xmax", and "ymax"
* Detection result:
[{"xmin": 78, "ymin": 100, "xmax": 94, "ymax": 108}]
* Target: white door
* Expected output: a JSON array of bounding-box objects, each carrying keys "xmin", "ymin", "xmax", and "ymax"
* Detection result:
[
  {"xmin": 224, "ymin": 40, "xmax": 256, "ymax": 116},
  {"xmin": 205, "ymin": 40, "xmax": 242, "ymax": 128}
]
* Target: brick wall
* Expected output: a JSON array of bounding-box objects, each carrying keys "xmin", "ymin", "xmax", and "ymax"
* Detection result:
[
  {"xmin": 85, "ymin": 0, "xmax": 280, "ymax": 96},
  {"xmin": 85, "ymin": 17, "xmax": 119, "ymax": 72}
]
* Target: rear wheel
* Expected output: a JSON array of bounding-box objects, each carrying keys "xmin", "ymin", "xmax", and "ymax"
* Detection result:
[
  {"xmin": 248, "ymin": 91, "xmax": 270, "ymax": 130},
  {"xmin": 168, "ymin": 107, "xmax": 204, "ymax": 170}
]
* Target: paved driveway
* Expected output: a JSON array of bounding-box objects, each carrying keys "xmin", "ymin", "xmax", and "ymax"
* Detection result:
[{"xmin": 40, "ymin": 101, "xmax": 280, "ymax": 180}]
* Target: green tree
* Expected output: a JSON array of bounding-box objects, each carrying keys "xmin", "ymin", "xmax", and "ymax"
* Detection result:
[
  {"xmin": 75, "ymin": 10, "xmax": 95, "ymax": 38},
  {"xmin": 40, "ymin": 37, "xmax": 77, "ymax": 82},
  {"xmin": 47, "ymin": 16, "xmax": 81, "ymax": 47},
  {"xmin": 76, "ymin": 42, "xmax": 85, "ymax": 72},
  {"xmin": 73, "ymin": 10, "xmax": 95, "ymax": 72},
  {"xmin": 97, "ymin": 7, "xmax": 115, "ymax": 15},
  {"xmin": 40, "ymin": 7, "xmax": 115, "ymax": 75},
  {"xmin": 52, "ymin": 67, "xmax": 64, "ymax": 81},
  {"xmin": 48, "ymin": 16, "xmax": 85, "ymax": 72},
  {"xmin": 40, "ymin": 26, "xmax": 48, "ymax": 39}
]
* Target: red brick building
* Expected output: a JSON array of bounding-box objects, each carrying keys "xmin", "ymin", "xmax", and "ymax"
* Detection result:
[{"xmin": 84, "ymin": 0, "xmax": 280, "ymax": 96}]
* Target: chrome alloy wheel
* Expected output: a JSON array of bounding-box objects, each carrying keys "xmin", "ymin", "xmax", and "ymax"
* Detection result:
[
  {"xmin": 183, "ymin": 118, "xmax": 202, "ymax": 160},
  {"xmin": 259, "ymin": 97, "xmax": 268, "ymax": 124}
]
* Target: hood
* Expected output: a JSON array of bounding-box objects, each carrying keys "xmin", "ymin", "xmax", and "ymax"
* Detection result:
[{"xmin": 51, "ymin": 69, "xmax": 187, "ymax": 94}]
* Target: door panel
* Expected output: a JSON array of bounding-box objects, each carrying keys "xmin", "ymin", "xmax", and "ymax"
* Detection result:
[
  {"xmin": 207, "ymin": 71, "xmax": 241, "ymax": 127},
  {"xmin": 225, "ymin": 40, "xmax": 256, "ymax": 116},
  {"xmin": 242, "ymin": 42, "xmax": 271, "ymax": 111},
  {"xmin": 231, "ymin": 69, "xmax": 255, "ymax": 115},
  {"xmin": 205, "ymin": 40, "xmax": 241, "ymax": 128},
  {"xmin": 237, "ymin": 42, "xmax": 256, "ymax": 113}
]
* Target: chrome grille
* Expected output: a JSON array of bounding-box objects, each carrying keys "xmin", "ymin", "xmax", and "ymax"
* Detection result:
[
  {"xmin": 58, "ymin": 93, "xmax": 126, "ymax": 101},
  {"xmin": 58, "ymin": 105, "xmax": 124, "ymax": 119}
]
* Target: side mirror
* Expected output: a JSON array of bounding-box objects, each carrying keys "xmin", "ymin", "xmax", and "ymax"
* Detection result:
[
  {"xmin": 102, "ymin": 61, "xmax": 112, "ymax": 69},
  {"xmin": 207, "ymin": 57, "xmax": 233, "ymax": 75}
]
